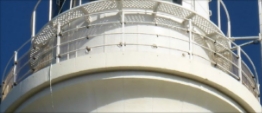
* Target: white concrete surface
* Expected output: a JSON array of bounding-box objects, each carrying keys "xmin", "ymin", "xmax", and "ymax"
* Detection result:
[
  {"xmin": 15, "ymin": 71, "xmax": 244, "ymax": 112},
  {"xmin": 1, "ymin": 52, "xmax": 260, "ymax": 112}
]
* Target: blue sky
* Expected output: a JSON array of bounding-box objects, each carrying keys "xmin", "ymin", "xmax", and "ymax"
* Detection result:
[{"xmin": 1, "ymin": 0, "xmax": 261, "ymax": 95}]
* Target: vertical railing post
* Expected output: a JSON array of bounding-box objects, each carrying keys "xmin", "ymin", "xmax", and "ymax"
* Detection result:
[
  {"xmin": 70, "ymin": 0, "xmax": 73, "ymax": 9},
  {"xmin": 49, "ymin": 0, "xmax": 52, "ymax": 21},
  {"xmin": 259, "ymin": 33, "xmax": 262, "ymax": 101},
  {"xmin": 121, "ymin": 10, "xmax": 125, "ymax": 50},
  {"xmin": 32, "ymin": 10, "xmax": 36, "ymax": 38},
  {"xmin": 56, "ymin": 22, "xmax": 61, "ymax": 63},
  {"xmin": 217, "ymin": 0, "xmax": 221, "ymax": 29},
  {"xmin": 237, "ymin": 46, "xmax": 242, "ymax": 83},
  {"xmin": 189, "ymin": 19, "xmax": 193, "ymax": 60},
  {"xmin": 13, "ymin": 51, "xmax": 18, "ymax": 86},
  {"xmin": 31, "ymin": 0, "xmax": 42, "ymax": 39},
  {"xmin": 79, "ymin": 0, "xmax": 82, "ymax": 6}
]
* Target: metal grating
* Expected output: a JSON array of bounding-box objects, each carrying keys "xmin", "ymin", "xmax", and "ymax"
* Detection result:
[
  {"xmin": 0, "ymin": 0, "xmax": 255, "ymax": 100},
  {"xmin": 158, "ymin": 3, "xmax": 191, "ymax": 19},
  {"xmin": 83, "ymin": 1, "xmax": 117, "ymax": 13},
  {"xmin": 155, "ymin": 17, "xmax": 187, "ymax": 36},
  {"xmin": 122, "ymin": 0, "xmax": 156, "ymax": 9},
  {"xmin": 191, "ymin": 15, "xmax": 219, "ymax": 35}
]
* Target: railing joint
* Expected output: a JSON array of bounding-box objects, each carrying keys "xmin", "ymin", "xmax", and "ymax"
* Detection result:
[
  {"xmin": 214, "ymin": 63, "xmax": 218, "ymax": 67},
  {"xmin": 57, "ymin": 54, "xmax": 62, "ymax": 58},
  {"xmin": 86, "ymin": 46, "xmax": 91, "ymax": 52},
  {"xmin": 152, "ymin": 44, "xmax": 158, "ymax": 49}
]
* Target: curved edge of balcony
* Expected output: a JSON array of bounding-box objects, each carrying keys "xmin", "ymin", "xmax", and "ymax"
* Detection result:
[{"xmin": 1, "ymin": 52, "xmax": 260, "ymax": 112}]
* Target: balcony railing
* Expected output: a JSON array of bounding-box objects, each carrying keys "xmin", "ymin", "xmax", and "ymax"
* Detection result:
[{"xmin": 1, "ymin": 0, "xmax": 259, "ymax": 102}]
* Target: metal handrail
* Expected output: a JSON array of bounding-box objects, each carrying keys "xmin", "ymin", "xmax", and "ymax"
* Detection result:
[
  {"xmin": 1, "ymin": 0, "xmax": 259, "ymax": 101},
  {"xmin": 217, "ymin": 0, "xmax": 231, "ymax": 38},
  {"xmin": 1, "ymin": 22, "xmax": 258, "ymax": 100},
  {"xmin": 31, "ymin": 0, "xmax": 42, "ymax": 38},
  {"xmin": 1, "ymin": 55, "xmax": 14, "ymax": 84}
]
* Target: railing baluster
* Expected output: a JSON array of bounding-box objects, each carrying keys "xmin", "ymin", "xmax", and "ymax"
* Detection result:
[
  {"xmin": 13, "ymin": 51, "xmax": 18, "ymax": 86},
  {"xmin": 49, "ymin": 0, "xmax": 52, "ymax": 21},
  {"xmin": 189, "ymin": 19, "xmax": 193, "ymax": 60},
  {"xmin": 79, "ymin": 0, "xmax": 82, "ymax": 6},
  {"xmin": 237, "ymin": 46, "xmax": 242, "ymax": 83},
  {"xmin": 56, "ymin": 22, "xmax": 61, "ymax": 63}
]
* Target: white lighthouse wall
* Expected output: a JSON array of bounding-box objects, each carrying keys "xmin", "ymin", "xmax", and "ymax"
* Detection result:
[
  {"xmin": 1, "ymin": 52, "xmax": 260, "ymax": 112},
  {"xmin": 58, "ymin": 13, "xmax": 212, "ymax": 66},
  {"xmin": 182, "ymin": 0, "xmax": 210, "ymax": 19},
  {"xmin": 15, "ymin": 71, "xmax": 243, "ymax": 112}
]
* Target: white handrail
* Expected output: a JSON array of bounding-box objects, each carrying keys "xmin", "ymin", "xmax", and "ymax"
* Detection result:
[
  {"xmin": 79, "ymin": 0, "xmax": 82, "ymax": 5},
  {"xmin": 258, "ymin": 0, "xmax": 262, "ymax": 99},
  {"xmin": 217, "ymin": 0, "xmax": 231, "ymax": 38},
  {"xmin": 31, "ymin": 0, "xmax": 42, "ymax": 38},
  {"xmin": 220, "ymin": 0, "xmax": 231, "ymax": 38},
  {"xmin": 49, "ymin": 0, "xmax": 52, "ymax": 21},
  {"xmin": 217, "ymin": 0, "xmax": 221, "ymax": 29},
  {"xmin": 70, "ymin": 0, "xmax": 73, "ymax": 9},
  {"xmin": 259, "ymin": 0, "xmax": 262, "ymax": 34}
]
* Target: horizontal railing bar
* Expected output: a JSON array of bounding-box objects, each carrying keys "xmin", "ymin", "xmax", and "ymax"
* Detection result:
[{"xmin": 2, "ymin": 0, "xmax": 259, "ymax": 100}]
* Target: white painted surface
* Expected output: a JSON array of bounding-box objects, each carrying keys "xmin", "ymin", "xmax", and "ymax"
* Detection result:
[
  {"xmin": 1, "ymin": 52, "xmax": 260, "ymax": 112},
  {"xmin": 1, "ymin": 0, "xmax": 260, "ymax": 112},
  {"xmin": 15, "ymin": 71, "xmax": 243, "ymax": 112},
  {"xmin": 183, "ymin": 0, "xmax": 210, "ymax": 19}
]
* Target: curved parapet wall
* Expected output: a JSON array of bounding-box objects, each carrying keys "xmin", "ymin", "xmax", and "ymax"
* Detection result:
[
  {"xmin": 52, "ymin": 0, "xmax": 183, "ymax": 17},
  {"xmin": 1, "ymin": 0, "xmax": 260, "ymax": 110},
  {"xmin": 0, "ymin": 52, "xmax": 260, "ymax": 112}
]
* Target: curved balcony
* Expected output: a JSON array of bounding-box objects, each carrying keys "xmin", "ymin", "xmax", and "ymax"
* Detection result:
[{"xmin": 1, "ymin": 0, "xmax": 259, "ymax": 102}]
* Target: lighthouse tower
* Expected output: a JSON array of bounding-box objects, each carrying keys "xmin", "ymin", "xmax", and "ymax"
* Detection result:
[{"xmin": 1, "ymin": 0, "xmax": 261, "ymax": 112}]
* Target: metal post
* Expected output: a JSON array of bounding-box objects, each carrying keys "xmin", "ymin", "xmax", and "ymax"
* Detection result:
[
  {"xmin": 70, "ymin": 0, "xmax": 73, "ymax": 9},
  {"xmin": 189, "ymin": 19, "xmax": 193, "ymax": 60},
  {"xmin": 258, "ymin": 0, "xmax": 262, "ymax": 101},
  {"xmin": 32, "ymin": 11, "xmax": 36, "ymax": 37},
  {"xmin": 228, "ymin": 21, "xmax": 231, "ymax": 38},
  {"xmin": 257, "ymin": 32, "xmax": 262, "ymax": 102},
  {"xmin": 121, "ymin": 11, "xmax": 125, "ymax": 50},
  {"xmin": 31, "ymin": 0, "xmax": 41, "ymax": 38},
  {"xmin": 56, "ymin": 23, "xmax": 61, "ymax": 63},
  {"xmin": 217, "ymin": 0, "xmax": 221, "ymax": 29},
  {"xmin": 79, "ymin": 0, "xmax": 82, "ymax": 5},
  {"xmin": 220, "ymin": 0, "xmax": 231, "ymax": 38},
  {"xmin": 49, "ymin": 0, "xmax": 52, "ymax": 21},
  {"xmin": 258, "ymin": 84, "xmax": 260, "ymax": 102},
  {"xmin": 13, "ymin": 51, "xmax": 18, "ymax": 85},
  {"xmin": 259, "ymin": 0, "xmax": 262, "ymax": 34},
  {"xmin": 237, "ymin": 46, "xmax": 242, "ymax": 83}
]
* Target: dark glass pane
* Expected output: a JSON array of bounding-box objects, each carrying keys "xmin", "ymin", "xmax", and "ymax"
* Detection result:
[
  {"xmin": 61, "ymin": 0, "xmax": 70, "ymax": 13},
  {"xmin": 82, "ymin": 0, "xmax": 96, "ymax": 4},
  {"xmin": 52, "ymin": 0, "xmax": 59, "ymax": 17},
  {"xmin": 173, "ymin": 0, "xmax": 182, "ymax": 5}
]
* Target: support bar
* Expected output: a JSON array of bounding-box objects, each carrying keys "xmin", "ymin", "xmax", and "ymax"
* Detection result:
[
  {"xmin": 259, "ymin": 2, "xmax": 262, "ymax": 99},
  {"xmin": 217, "ymin": 0, "xmax": 221, "ymax": 29},
  {"xmin": 56, "ymin": 23, "xmax": 61, "ymax": 63},
  {"xmin": 259, "ymin": 0, "xmax": 262, "ymax": 34},
  {"xmin": 31, "ymin": 0, "xmax": 42, "ymax": 38},
  {"xmin": 220, "ymin": 0, "xmax": 231, "ymax": 38},
  {"xmin": 49, "ymin": 0, "xmax": 52, "ymax": 21},
  {"xmin": 13, "ymin": 51, "xmax": 18, "ymax": 85},
  {"xmin": 237, "ymin": 46, "xmax": 242, "ymax": 83},
  {"xmin": 231, "ymin": 36, "xmax": 259, "ymax": 41},
  {"xmin": 70, "ymin": 0, "xmax": 73, "ymax": 9},
  {"xmin": 79, "ymin": 0, "xmax": 82, "ymax": 5},
  {"xmin": 227, "ymin": 40, "xmax": 260, "ymax": 52},
  {"xmin": 189, "ymin": 19, "xmax": 193, "ymax": 60}
]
